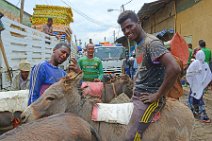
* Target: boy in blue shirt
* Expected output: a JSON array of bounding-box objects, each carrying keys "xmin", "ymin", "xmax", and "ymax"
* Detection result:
[{"xmin": 28, "ymin": 43, "xmax": 70, "ymax": 105}]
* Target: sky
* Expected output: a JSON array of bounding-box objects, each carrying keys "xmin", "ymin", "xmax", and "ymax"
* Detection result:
[{"xmin": 6, "ymin": 0, "xmax": 155, "ymax": 46}]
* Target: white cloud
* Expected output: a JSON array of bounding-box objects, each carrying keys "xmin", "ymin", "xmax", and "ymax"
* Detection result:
[{"xmin": 6, "ymin": 0, "xmax": 155, "ymax": 46}]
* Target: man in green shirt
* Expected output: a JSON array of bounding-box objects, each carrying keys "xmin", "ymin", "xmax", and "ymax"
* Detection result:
[
  {"xmin": 78, "ymin": 43, "xmax": 104, "ymax": 82},
  {"xmin": 199, "ymin": 40, "xmax": 211, "ymax": 64}
]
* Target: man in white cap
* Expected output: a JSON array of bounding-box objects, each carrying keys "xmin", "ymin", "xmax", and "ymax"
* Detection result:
[{"xmin": 11, "ymin": 60, "xmax": 31, "ymax": 90}]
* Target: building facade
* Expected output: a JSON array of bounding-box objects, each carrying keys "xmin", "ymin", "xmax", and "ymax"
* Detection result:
[{"xmin": 138, "ymin": 0, "xmax": 212, "ymax": 49}]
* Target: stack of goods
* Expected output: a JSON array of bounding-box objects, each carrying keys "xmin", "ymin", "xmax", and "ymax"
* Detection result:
[
  {"xmin": 31, "ymin": 5, "xmax": 73, "ymax": 26},
  {"xmin": 31, "ymin": 5, "xmax": 73, "ymax": 42}
]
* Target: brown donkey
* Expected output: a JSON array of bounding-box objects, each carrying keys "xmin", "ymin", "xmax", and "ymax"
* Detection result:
[{"xmin": 0, "ymin": 113, "xmax": 100, "ymax": 141}]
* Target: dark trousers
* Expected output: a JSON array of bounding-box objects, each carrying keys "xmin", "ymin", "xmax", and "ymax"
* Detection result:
[{"xmin": 125, "ymin": 92, "xmax": 165, "ymax": 141}]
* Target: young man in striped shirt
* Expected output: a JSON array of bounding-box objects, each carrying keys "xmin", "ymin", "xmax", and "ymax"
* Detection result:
[{"xmin": 28, "ymin": 43, "xmax": 70, "ymax": 105}]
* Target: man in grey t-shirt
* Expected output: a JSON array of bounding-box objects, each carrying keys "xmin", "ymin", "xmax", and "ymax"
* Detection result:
[
  {"xmin": 117, "ymin": 11, "xmax": 180, "ymax": 140},
  {"xmin": 42, "ymin": 18, "xmax": 53, "ymax": 36}
]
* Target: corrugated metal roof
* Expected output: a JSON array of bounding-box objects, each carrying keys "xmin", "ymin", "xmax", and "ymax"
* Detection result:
[{"xmin": 137, "ymin": 0, "xmax": 172, "ymax": 20}]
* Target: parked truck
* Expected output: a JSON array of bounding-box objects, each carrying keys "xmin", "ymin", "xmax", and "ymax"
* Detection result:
[{"xmin": 94, "ymin": 44, "xmax": 126, "ymax": 75}]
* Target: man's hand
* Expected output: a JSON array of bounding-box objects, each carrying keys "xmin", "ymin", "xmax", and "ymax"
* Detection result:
[
  {"xmin": 93, "ymin": 78, "xmax": 101, "ymax": 82},
  {"xmin": 140, "ymin": 93, "xmax": 159, "ymax": 104},
  {"xmin": 68, "ymin": 58, "xmax": 81, "ymax": 73}
]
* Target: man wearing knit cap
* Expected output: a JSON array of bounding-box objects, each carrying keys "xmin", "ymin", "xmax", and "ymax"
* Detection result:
[{"xmin": 11, "ymin": 60, "xmax": 31, "ymax": 90}]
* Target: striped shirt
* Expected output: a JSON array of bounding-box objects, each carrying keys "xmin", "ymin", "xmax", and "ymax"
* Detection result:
[{"xmin": 28, "ymin": 61, "xmax": 66, "ymax": 105}]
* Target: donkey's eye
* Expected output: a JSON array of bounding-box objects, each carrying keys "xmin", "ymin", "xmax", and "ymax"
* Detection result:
[{"xmin": 46, "ymin": 97, "xmax": 55, "ymax": 101}]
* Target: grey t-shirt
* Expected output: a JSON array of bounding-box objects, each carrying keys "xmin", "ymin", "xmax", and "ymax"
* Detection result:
[{"xmin": 134, "ymin": 34, "xmax": 169, "ymax": 94}]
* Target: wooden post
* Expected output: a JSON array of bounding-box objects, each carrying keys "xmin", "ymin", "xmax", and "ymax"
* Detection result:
[
  {"xmin": 74, "ymin": 35, "xmax": 78, "ymax": 46},
  {"xmin": 20, "ymin": 0, "xmax": 25, "ymax": 24},
  {"xmin": 127, "ymin": 38, "xmax": 131, "ymax": 55},
  {"xmin": 0, "ymin": 36, "xmax": 12, "ymax": 82},
  {"xmin": 173, "ymin": 0, "xmax": 177, "ymax": 33},
  {"xmin": 113, "ymin": 30, "xmax": 116, "ymax": 43},
  {"xmin": 121, "ymin": 5, "xmax": 125, "ymax": 12}
]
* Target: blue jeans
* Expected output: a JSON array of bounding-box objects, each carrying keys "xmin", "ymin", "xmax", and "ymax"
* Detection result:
[
  {"xmin": 188, "ymin": 90, "xmax": 205, "ymax": 114},
  {"xmin": 125, "ymin": 68, "xmax": 131, "ymax": 78}
]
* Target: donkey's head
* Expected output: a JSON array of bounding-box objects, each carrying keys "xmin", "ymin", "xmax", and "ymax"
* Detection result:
[{"xmin": 21, "ymin": 72, "xmax": 82, "ymax": 122}]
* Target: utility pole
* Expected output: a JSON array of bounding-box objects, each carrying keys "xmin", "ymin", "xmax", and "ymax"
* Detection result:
[
  {"xmin": 74, "ymin": 35, "xmax": 78, "ymax": 46},
  {"xmin": 120, "ymin": 5, "xmax": 131, "ymax": 54},
  {"xmin": 89, "ymin": 38, "xmax": 93, "ymax": 44},
  {"xmin": 121, "ymin": 4, "xmax": 125, "ymax": 12},
  {"xmin": 113, "ymin": 30, "xmax": 116, "ymax": 43},
  {"xmin": 79, "ymin": 39, "xmax": 82, "ymax": 46},
  {"xmin": 20, "ymin": 0, "xmax": 25, "ymax": 24}
]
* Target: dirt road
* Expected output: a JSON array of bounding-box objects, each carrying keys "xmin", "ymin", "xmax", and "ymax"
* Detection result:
[{"xmin": 181, "ymin": 88, "xmax": 212, "ymax": 141}]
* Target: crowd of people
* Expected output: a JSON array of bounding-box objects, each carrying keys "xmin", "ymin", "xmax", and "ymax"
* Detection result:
[{"xmin": 7, "ymin": 11, "xmax": 212, "ymax": 141}]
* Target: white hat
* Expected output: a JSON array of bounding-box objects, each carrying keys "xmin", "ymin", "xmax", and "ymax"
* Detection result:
[{"xmin": 19, "ymin": 60, "xmax": 31, "ymax": 71}]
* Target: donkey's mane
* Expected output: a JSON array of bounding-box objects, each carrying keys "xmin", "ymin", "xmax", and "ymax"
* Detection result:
[{"xmin": 60, "ymin": 71, "xmax": 83, "ymax": 92}]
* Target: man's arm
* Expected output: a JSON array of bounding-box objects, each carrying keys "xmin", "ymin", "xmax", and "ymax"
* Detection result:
[
  {"xmin": 68, "ymin": 58, "xmax": 82, "ymax": 73},
  {"xmin": 141, "ymin": 49, "xmax": 180, "ymax": 104},
  {"xmin": 43, "ymin": 25, "xmax": 54, "ymax": 36},
  {"xmin": 97, "ymin": 60, "xmax": 104, "ymax": 81},
  {"xmin": 43, "ymin": 25, "xmax": 49, "ymax": 34},
  {"xmin": 28, "ymin": 65, "xmax": 45, "ymax": 105},
  {"xmin": 157, "ymin": 53, "xmax": 181, "ymax": 96},
  {"xmin": 141, "ymin": 53, "xmax": 180, "ymax": 103}
]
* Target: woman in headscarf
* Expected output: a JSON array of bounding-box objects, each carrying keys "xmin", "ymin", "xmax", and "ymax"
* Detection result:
[{"xmin": 186, "ymin": 50, "xmax": 212, "ymax": 123}]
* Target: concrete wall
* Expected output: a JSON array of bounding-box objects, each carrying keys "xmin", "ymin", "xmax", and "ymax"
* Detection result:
[
  {"xmin": 176, "ymin": 0, "xmax": 212, "ymax": 50},
  {"xmin": 0, "ymin": 0, "xmax": 31, "ymax": 27},
  {"xmin": 142, "ymin": 1, "xmax": 175, "ymax": 34}
]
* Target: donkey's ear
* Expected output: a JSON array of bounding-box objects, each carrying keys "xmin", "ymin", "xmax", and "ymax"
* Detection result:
[
  {"xmin": 63, "ymin": 76, "xmax": 72, "ymax": 85},
  {"xmin": 67, "ymin": 71, "xmax": 76, "ymax": 79},
  {"xmin": 62, "ymin": 76, "xmax": 73, "ymax": 92},
  {"xmin": 67, "ymin": 71, "xmax": 82, "ymax": 80}
]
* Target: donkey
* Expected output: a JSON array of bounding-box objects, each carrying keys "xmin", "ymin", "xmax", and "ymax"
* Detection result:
[
  {"xmin": 21, "ymin": 72, "xmax": 194, "ymax": 141},
  {"xmin": 102, "ymin": 74, "xmax": 133, "ymax": 102},
  {"xmin": 0, "ymin": 113, "xmax": 100, "ymax": 141}
]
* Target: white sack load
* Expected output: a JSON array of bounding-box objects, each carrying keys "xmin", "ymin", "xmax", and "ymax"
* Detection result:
[
  {"xmin": 92, "ymin": 103, "xmax": 134, "ymax": 125},
  {"xmin": 0, "ymin": 90, "xmax": 29, "ymax": 112}
]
